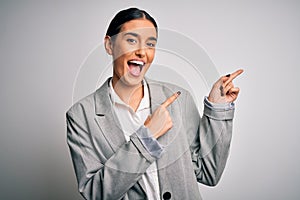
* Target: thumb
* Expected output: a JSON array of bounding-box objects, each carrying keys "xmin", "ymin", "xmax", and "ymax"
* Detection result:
[{"xmin": 144, "ymin": 114, "xmax": 152, "ymax": 126}]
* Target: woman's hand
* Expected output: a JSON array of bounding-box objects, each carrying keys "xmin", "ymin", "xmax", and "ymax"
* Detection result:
[
  {"xmin": 144, "ymin": 92, "xmax": 180, "ymax": 139},
  {"xmin": 208, "ymin": 69, "xmax": 244, "ymax": 103}
]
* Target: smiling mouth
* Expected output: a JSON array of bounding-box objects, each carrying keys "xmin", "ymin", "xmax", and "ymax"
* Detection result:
[{"xmin": 127, "ymin": 60, "xmax": 145, "ymax": 77}]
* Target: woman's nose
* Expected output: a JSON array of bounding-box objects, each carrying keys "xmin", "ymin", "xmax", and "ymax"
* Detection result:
[{"xmin": 135, "ymin": 47, "xmax": 146, "ymax": 58}]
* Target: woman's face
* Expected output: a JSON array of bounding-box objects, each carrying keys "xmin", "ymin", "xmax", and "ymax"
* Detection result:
[{"xmin": 108, "ymin": 18, "xmax": 157, "ymax": 87}]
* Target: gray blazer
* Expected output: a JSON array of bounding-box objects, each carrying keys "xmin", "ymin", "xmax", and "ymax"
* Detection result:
[{"xmin": 66, "ymin": 78, "xmax": 235, "ymax": 200}]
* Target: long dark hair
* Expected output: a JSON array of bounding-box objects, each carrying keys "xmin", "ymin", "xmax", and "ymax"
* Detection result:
[{"xmin": 105, "ymin": 7, "xmax": 158, "ymax": 38}]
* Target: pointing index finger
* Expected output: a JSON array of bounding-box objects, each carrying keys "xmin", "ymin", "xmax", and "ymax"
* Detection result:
[
  {"xmin": 224, "ymin": 69, "xmax": 244, "ymax": 85},
  {"xmin": 162, "ymin": 91, "xmax": 181, "ymax": 108}
]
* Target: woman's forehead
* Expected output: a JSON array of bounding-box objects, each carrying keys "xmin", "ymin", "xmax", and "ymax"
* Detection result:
[{"xmin": 120, "ymin": 19, "xmax": 157, "ymax": 37}]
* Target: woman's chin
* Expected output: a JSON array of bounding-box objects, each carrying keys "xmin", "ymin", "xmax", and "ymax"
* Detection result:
[{"xmin": 119, "ymin": 74, "xmax": 144, "ymax": 87}]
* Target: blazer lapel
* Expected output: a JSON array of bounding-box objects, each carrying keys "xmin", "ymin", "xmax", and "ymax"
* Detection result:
[
  {"xmin": 146, "ymin": 79, "xmax": 174, "ymax": 194},
  {"xmin": 94, "ymin": 78, "xmax": 148, "ymax": 195},
  {"xmin": 94, "ymin": 78, "xmax": 126, "ymax": 152},
  {"xmin": 146, "ymin": 78, "xmax": 186, "ymax": 197}
]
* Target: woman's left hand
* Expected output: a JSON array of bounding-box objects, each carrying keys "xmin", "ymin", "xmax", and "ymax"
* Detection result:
[{"xmin": 208, "ymin": 69, "xmax": 244, "ymax": 103}]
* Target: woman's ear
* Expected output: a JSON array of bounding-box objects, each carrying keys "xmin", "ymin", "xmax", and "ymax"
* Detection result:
[{"xmin": 104, "ymin": 36, "xmax": 113, "ymax": 55}]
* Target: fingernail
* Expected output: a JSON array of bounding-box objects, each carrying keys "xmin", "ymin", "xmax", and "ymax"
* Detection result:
[
  {"xmin": 176, "ymin": 91, "xmax": 181, "ymax": 96},
  {"xmin": 219, "ymin": 85, "xmax": 224, "ymax": 96},
  {"xmin": 226, "ymin": 74, "xmax": 231, "ymax": 77}
]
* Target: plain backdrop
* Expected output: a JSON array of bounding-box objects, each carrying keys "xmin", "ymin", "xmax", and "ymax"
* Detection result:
[{"xmin": 1, "ymin": 1, "xmax": 299, "ymax": 199}]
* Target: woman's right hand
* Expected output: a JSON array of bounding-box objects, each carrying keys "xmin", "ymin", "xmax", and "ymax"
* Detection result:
[{"xmin": 144, "ymin": 92, "xmax": 181, "ymax": 139}]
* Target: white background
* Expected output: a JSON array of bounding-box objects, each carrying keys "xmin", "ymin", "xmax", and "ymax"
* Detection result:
[{"xmin": 0, "ymin": 1, "xmax": 299, "ymax": 199}]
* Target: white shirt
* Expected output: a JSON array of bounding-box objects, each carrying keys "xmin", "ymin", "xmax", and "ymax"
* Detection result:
[{"xmin": 109, "ymin": 80, "xmax": 161, "ymax": 200}]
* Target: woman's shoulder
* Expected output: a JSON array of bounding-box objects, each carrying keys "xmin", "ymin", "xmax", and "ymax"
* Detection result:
[
  {"xmin": 66, "ymin": 92, "xmax": 96, "ymax": 117},
  {"xmin": 66, "ymin": 79, "xmax": 110, "ymax": 116},
  {"xmin": 145, "ymin": 78, "xmax": 190, "ymax": 96}
]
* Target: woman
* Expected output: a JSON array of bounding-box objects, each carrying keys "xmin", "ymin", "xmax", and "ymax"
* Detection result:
[{"xmin": 67, "ymin": 7, "xmax": 243, "ymax": 200}]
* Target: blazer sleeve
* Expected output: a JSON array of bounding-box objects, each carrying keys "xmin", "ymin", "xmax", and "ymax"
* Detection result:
[
  {"xmin": 66, "ymin": 109, "xmax": 157, "ymax": 200},
  {"xmin": 183, "ymin": 91, "xmax": 235, "ymax": 186}
]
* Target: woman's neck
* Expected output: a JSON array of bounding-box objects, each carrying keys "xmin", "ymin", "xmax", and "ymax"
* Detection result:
[{"xmin": 112, "ymin": 77, "xmax": 144, "ymax": 112}]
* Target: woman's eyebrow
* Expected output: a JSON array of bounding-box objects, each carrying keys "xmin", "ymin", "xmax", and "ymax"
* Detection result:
[
  {"xmin": 148, "ymin": 36, "xmax": 157, "ymax": 41},
  {"xmin": 124, "ymin": 32, "xmax": 157, "ymax": 41},
  {"xmin": 124, "ymin": 32, "xmax": 139, "ymax": 37}
]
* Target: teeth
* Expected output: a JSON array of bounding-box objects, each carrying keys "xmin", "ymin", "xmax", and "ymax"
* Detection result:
[{"xmin": 128, "ymin": 60, "xmax": 144, "ymax": 66}]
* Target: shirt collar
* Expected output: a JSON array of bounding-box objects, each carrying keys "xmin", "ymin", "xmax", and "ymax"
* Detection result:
[{"xmin": 109, "ymin": 79, "xmax": 150, "ymax": 111}]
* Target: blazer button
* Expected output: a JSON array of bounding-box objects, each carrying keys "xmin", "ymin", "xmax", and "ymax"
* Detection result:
[{"xmin": 163, "ymin": 191, "xmax": 171, "ymax": 200}]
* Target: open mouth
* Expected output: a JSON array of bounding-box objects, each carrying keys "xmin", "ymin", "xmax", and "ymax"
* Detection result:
[{"xmin": 127, "ymin": 60, "xmax": 145, "ymax": 77}]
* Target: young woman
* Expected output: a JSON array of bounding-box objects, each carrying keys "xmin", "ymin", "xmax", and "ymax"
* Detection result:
[{"xmin": 67, "ymin": 7, "xmax": 243, "ymax": 200}]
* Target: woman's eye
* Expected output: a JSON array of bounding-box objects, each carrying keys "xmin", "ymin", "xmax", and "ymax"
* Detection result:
[
  {"xmin": 147, "ymin": 42, "xmax": 156, "ymax": 47},
  {"xmin": 127, "ymin": 38, "xmax": 137, "ymax": 44}
]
